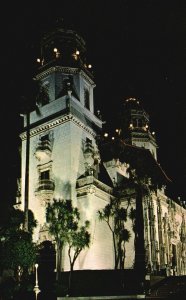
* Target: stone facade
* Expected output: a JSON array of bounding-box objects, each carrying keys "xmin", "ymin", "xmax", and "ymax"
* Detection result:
[{"xmin": 17, "ymin": 25, "xmax": 186, "ymax": 275}]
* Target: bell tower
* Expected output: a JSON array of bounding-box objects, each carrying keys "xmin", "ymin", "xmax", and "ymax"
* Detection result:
[
  {"xmin": 36, "ymin": 19, "xmax": 97, "ymax": 114},
  {"xmin": 120, "ymin": 98, "xmax": 158, "ymax": 160},
  {"xmin": 20, "ymin": 21, "xmax": 103, "ymax": 244}
]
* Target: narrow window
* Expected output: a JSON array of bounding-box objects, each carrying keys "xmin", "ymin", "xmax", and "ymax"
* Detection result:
[
  {"xmin": 84, "ymin": 88, "xmax": 90, "ymax": 110},
  {"xmin": 40, "ymin": 134, "xmax": 49, "ymax": 141},
  {"xmin": 41, "ymin": 82, "xmax": 50, "ymax": 106},
  {"xmin": 40, "ymin": 170, "xmax": 50, "ymax": 180}
]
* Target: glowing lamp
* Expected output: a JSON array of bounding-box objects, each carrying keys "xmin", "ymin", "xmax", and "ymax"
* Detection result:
[
  {"xmin": 104, "ymin": 133, "xmax": 108, "ymax": 137},
  {"xmin": 115, "ymin": 129, "xmax": 119, "ymax": 132},
  {"xmin": 152, "ymin": 131, "xmax": 155, "ymax": 135},
  {"xmin": 76, "ymin": 50, "xmax": 80, "ymax": 55},
  {"xmin": 88, "ymin": 64, "xmax": 92, "ymax": 69},
  {"xmin": 112, "ymin": 137, "xmax": 115, "ymax": 140},
  {"xmin": 37, "ymin": 58, "xmax": 40, "ymax": 63},
  {"xmin": 53, "ymin": 48, "xmax": 58, "ymax": 53}
]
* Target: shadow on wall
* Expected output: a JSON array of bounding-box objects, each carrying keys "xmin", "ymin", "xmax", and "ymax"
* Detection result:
[{"xmin": 53, "ymin": 178, "xmax": 72, "ymax": 199}]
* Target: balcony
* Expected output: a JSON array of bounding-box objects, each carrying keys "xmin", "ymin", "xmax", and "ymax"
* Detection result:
[
  {"xmin": 35, "ymin": 140, "xmax": 52, "ymax": 160},
  {"xmin": 35, "ymin": 179, "xmax": 55, "ymax": 193}
]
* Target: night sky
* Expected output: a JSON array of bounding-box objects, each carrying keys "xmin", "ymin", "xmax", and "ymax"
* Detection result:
[{"xmin": 0, "ymin": 0, "xmax": 186, "ymax": 211}]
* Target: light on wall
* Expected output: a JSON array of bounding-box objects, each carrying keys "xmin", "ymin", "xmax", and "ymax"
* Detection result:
[{"xmin": 53, "ymin": 48, "xmax": 60, "ymax": 58}]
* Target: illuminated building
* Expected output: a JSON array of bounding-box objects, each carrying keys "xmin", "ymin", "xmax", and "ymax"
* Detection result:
[{"xmin": 16, "ymin": 22, "xmax": 186, "ymax": 276}]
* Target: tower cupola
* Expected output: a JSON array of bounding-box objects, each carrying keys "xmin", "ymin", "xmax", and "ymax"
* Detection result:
[
  {"xmin": 120, "ymin": 97, "xmax": 158, "ymax": 159},
  {"xmin": 32, "ymin": 20, "xmax": 100, "ymax": 126},
  {"xmin": 37, "ymin": 19, "xmax": 93, "ymax": 78}
]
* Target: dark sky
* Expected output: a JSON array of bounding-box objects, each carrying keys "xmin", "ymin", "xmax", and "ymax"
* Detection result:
[{"xmin": 0, "ymin": 0, "xmax": 186, "ymax": 207}]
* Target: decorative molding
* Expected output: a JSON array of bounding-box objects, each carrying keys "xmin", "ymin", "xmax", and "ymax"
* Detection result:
[
  {"xmin": 36, "ymin": 66, "xmax": 78, "ymax": 80},
  {"xmin": 79, "ymin": 69, "xmax": 95, "ymax": 86},
  {"xmin": 76, "ymin": 175, "xmax": 114, "ymax": 201},
  {"xmin": 20, "ymin": 113, "xmax": 97, "ymax": 140},
  {"xmin": 36, "ymin": 66, "xmax": 95, "ymax": 86},
  {"xmin": 76, "ymin": 184, "xmax": 114, "ymax": 202},
  {"xmin": 77, "ymin": 175, "xmax": 113, "ymax": 194}
]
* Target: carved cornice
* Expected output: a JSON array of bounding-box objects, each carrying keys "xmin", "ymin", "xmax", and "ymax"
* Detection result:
[
  {"xmin": 36, "ymin": 66, "xmax": 95, "ymax": 86},
  {"xmin": 20, "ymin": 113, "xmax": 97, "ymax": 140},
  {"xmin": 79, "ymin": 70, "xmax": 95, "ymax": 86},
  {"xmin": 132, "ymin": 135, "xmax": 157, "ymax": 147},
  {"xmin": 76, "ymin": 175, "xmax": 114, "ymax": 201},
  {"xmin": 36, "ymin": 66, "xmax": 78, "ymax": 80},
  {"xmin": 76, "ymin": 183, "xmax": 114, "ymax": 202}
]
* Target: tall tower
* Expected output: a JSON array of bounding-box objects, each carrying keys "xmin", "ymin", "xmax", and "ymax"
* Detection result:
[
  {"xmin": 120, "ymin": 98, "xmax": 158, "ymax": 160},
  {"xmin": 19, "ymin": 22, "xmax": 114, "ymax": 270}
]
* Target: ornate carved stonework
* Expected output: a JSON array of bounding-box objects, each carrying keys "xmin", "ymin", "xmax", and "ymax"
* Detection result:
[{"xmin": 20, "ymin": 114, "xmax": 97, "ymax": 140}]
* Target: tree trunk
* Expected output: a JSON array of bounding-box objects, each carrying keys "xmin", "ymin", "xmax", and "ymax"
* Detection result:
[
  {"xmin": 113, "ymin": 232, "xmax": 118, "ymax": 269},
  {"xmin": 68, "ymin": 264, "xmax": 73, "ymax": 295},
  {"xmin": 56, "ymin": 243, "xmax": 63, "ymax": 281}
]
